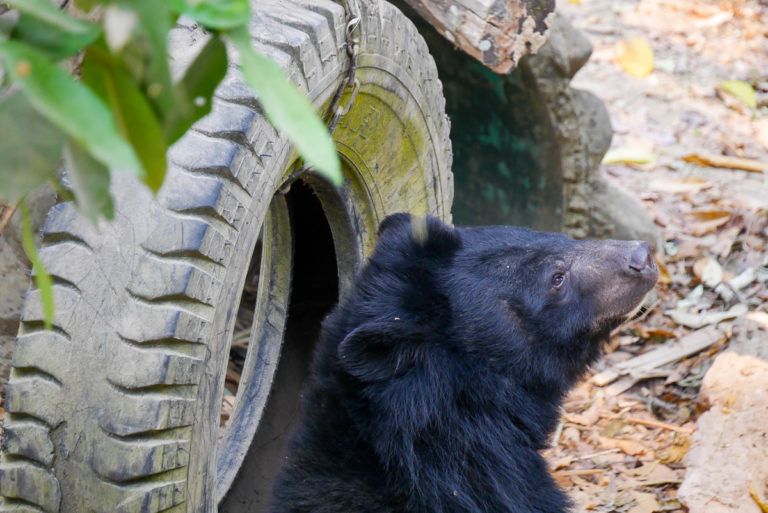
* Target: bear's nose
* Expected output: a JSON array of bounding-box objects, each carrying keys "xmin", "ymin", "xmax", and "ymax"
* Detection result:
[{"xmin": 628, "ymin": 242, "xmax": 654, "ymax": 273}]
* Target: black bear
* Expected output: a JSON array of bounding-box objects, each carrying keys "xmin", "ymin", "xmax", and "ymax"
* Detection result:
[{"xmin": 271, "ymin": 214, "xmax": 658, "ymax": 513}]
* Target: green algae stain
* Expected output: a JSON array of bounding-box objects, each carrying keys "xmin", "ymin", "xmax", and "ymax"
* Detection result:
[{"xmin": 331, "ymin": 84, "xmax": 432, "ymax": 219}]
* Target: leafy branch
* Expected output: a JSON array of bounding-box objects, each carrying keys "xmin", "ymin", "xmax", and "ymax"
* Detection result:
[{"xmin": 0, "ymin": 0, "xmax": 342, "ymax": 327}]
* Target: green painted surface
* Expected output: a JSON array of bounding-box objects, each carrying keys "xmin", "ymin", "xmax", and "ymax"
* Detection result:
[
  {"xmin": 394, "ymin": 1, "xmax": 565, "ymax": 230},
  {"xmin": 439, "ymin": 55, "xmax": 563, "ymax": 229}
]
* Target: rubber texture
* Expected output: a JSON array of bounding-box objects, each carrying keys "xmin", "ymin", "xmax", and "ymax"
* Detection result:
[{"xmin": 0, "ymin": 1, "xmax": 451, "ymax": 512}]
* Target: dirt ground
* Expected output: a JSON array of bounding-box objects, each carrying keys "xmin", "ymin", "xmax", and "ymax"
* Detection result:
[{"xmin": 546, "ymin": 0, "xmax": 768, "ymax": 511}]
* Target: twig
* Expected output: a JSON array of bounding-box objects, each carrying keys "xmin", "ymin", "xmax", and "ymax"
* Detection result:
[
  {"xmin": 628, "ymin": 393, "xmax": 678, "ymax": 413},
  {"xmin": 749, "ymin": 484, "xmax": 768, "ymax": 513},
  {"xmin": 0, "ymin": 204, "xmax": 18, "ymax": 236},
  {"xmin": 551, "ymin": 420, "xmax": 565, "ymax": 448},
  {"xmin": 573, "ymin": 448, "xmax": 621, "ymax": 462},
  {"xmin": 552, "ymin": 468, "xmax": 605, "ymax": 477},
  {"xmin": 641, "ymin": 479, "xmax": 683, "ymax": 486},
  {"xmin": 626, "ymin": 416, "xmax": 693, "ymax": 434}
]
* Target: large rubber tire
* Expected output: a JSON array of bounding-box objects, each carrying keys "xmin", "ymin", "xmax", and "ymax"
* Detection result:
[{"xmin": 0, "ymin": 1, "xmax": 452, "ymax": 512}]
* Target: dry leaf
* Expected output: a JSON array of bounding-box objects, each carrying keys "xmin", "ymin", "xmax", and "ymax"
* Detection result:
[
  {"xmin": 659, "ymin": 436, "xmax": 691, "ymax": 464},
  {"xmin": 552, "ymin": 473, "xmax": 572, "ymax": 488},
  {"xmin": 616, "ymin": 38, "xmax": 654, "ymax": 77},
  {"xmin": 552, "ymin": 455, "xmax": 575, "ymax": 470},
  {"xmin": 616, "ymin": 439, "xmax": 647, "ymax": 456},
  {"xmin": 692, "ymin": 11, "xmax": 733, "ymax": 29},
  {"xmin": 711, "ymin": 225, "xmax": 741, "ymax": 259},
  {"xmin": 743, "ymin": 311, "xmax": 768, "ymax": 329},
  {"xmin": 648, "ymin": 177, "xmax": 711, "ymax": 194},
  {"xmin": 693, "ymin": 257, "xmax": 723, "ymax": 287},
  {"xmin": 728, "ymin": 268, "xmax": 756, "ymax": 290},
  {"xmin": 688, "ymin": 209, "xmax": 731, "ymax": 222},
  {"xmin": 642, "ymin": 462, "xmax": 681, "ymax": 484},
  {"xmin": 601, "ymin": 418, "xmax": 627, "ymax": 438},
  {"xmin": 600, "ymin": 437, "xmax": 648, "ymax": 457},
  {"xmin": 666, "ymin": 303, "xmax": 748, "ymax": 329},
  {"xmin": 642, "ymin": 328, "xmax": 677, "ymax": 339},
  {"xmin": 561, "ymin": 427, "xmax": 582, "ymax": 449},
  {"xmin": 756, "ymin": 117, "xmax": 768, "ymax": 151},
  {"xmin": 654, "ymin": 255, "xmax": 672, "ymax": 284},
  {"xmin": 671, "ymin": 238, "xmax": 709, "ymax": 260},
  {"xmin": 719, "ymin": 80, "xmax": 757, "ymax": 109},
  {"xmin": 684, "ymin": 153, "xmax": 768, "ymax": 173},
  {"xmin": 665, "ymin": 358, "xmax": 699, "ymax": 385},
  {"xmin": 220, "ymin": 395, "xmax": 236, "ymax": 426},
  {"xmin": 627, "ymin": 460, "xmax": 660, "ymax": 477},
  {"xmin": 603, "ymin": 147, "xmax": 657, "ymax": 165},
  {"xmin": 565, "ymin": 396, "xmax": 605, "ymax": 426},
  {"xmin": 628, "ymin": 491, "xmax": 660, "ymax": 513},
  {"xmin": 613, "ymin": 490, "xmax": 636, "ymax": 508},
  {"xmin": 687, "ymin": 209, "xmax": 732, "ymax": 236}
]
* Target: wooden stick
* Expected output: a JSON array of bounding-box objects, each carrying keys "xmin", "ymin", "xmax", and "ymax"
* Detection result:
[
  {"xmin": 592, "ymin": 326, "xmax": 724, "ymax": 387},
  {"xmin": 626, "ymin": 417, "xmax": 694, "ymax": 434}
]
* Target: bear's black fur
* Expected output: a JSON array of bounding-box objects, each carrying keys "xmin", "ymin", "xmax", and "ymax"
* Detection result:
[{"xmin": 270, "ymin": 214, "xmax": 658, "ymax": 513}]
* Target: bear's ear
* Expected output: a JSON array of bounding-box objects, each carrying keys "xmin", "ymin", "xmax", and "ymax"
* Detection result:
[
  {"xmin": 337, "ymin": 321, "xmax": 422, "ymax": 382},
  {"xmin": 377, "ymin": 213, "xmax": 461, "ymax": 253},
  {"xmin": 377, "ymin": 213, "xmax": 413, "ymax": 237}
]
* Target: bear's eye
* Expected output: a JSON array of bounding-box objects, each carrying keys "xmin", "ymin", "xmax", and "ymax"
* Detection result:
[{"xmin": 551, "ymin": 272, "xmax": 565, "ymax": 289}]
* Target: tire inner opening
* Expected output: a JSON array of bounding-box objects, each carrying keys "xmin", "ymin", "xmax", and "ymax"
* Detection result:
[
  {"xmin": 220, "ymin": 179, "xmax": 340, "ymax": 512},
  {"xmin": 221, "ymin": 238, "xmax": 262, "ymax": 431}
]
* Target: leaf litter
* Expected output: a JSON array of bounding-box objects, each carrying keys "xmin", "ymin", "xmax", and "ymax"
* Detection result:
[
  {"xmin": 0, "ymin": 0, "xmax": 763, "ymax": 509},
  {"xmin": 553, "ymin": 0, "xmax": 768, "ymax": 511}
]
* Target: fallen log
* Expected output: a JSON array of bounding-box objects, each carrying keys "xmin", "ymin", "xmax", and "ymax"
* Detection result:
[{"xmin": 401, "ymin": 0, "xmax": 555, "ymax": 73}]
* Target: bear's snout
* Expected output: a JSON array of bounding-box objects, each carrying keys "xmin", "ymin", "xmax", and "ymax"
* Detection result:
[{"xmin": 574, "ymin": 239, "xmax": 659, "ymax": 326}]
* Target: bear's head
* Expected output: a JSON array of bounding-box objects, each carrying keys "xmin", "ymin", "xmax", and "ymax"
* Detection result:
[{"xmin": 338, "ymin": 214, "xmax": 658, "ymax": 394}]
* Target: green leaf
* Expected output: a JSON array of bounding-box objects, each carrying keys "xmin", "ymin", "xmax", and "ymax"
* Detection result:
[
  {"xmin": 165, "ymin": 35, "xmax": 228, "ymax": 143},
  {"xmin": 0, "ymin": 91, "xmax": 66, "ymax": 204},
  {"xmin": 720, "ymin": 80, "xmax": 756, "ymax": 109},
  {"xmin": 227, "ymin": 27, "xmax": 341, "ymax": 185},
  {"xmin": 81, "ymin": 43, "xmax": 167, "ymax": 191},
  {"xmin": 128, "ymin": 0, "xmax": 177, "ymax": 122},
  {"xmin": 64, "ymin": 139, "xmax": 115, "ymax": 222},
  {"xmin": 19, "ymin": 200, "xmax": 54, "ymax": 330},
  {"xmin": 13, "ymin": 12, "xmax": 100, "ymax": 59},
  {"xmin": 0, "ymin": 40, "xmax": 144, "ymax": 177},
  {"xmin": 169, "ymin": 0, "xmax": 249, "ymax": 29},
  {"xmin": 72, "ymin": 0, "xmax": 100, "ymax": 13},
  {"xmin": 5, "ymin": 0, "xmax": 99, "ymax": 37}
]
